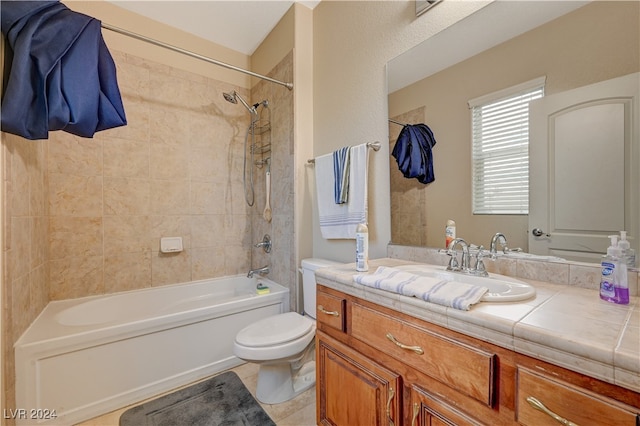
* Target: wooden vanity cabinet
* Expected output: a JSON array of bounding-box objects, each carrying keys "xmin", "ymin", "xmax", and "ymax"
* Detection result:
[
  {"xmin": 316, "ymin": 286, "xmax": 512, "ymax": 425},
  {"xmin": 317, "ymin": 331, "xmax": 401, "ymax": 426},
  {"xmin": 316, "ymin": 285, "xmax": 640, "ymax": 426}
]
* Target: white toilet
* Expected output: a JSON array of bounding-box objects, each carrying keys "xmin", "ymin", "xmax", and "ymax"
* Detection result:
[{"xmin": 233, "ymin": 258, "xmax": 339, "ymax": 404}]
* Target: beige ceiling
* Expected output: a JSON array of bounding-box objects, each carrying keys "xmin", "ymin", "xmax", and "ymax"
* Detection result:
[{"xmin": 106, "ymin": 0, "xmax": 320, "ymax": 55}]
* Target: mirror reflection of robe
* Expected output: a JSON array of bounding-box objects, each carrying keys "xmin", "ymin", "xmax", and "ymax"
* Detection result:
[{"xmin": 392, "ymin": 124, "xmax": 437, "ymax": 184}]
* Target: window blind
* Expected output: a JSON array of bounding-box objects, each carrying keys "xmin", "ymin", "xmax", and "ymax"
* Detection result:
[{"xmin": 469, "ymin": 77, "xmax": 545, "ymax": 214}]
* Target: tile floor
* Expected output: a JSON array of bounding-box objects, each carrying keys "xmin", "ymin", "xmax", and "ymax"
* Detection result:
[{"xmin": 75, "ymin": 363, "xmax": 317, "ymax": 426}]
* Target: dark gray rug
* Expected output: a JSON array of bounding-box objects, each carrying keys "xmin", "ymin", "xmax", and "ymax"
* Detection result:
[{"xmin": 119, "ymin": 371, "xmax": 276, "ymax": 426}]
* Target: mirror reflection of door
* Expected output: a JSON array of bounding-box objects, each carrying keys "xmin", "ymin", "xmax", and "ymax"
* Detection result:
[{"xmin": 529, "ymin": 72, "xmax": 639, "ymax": 262}]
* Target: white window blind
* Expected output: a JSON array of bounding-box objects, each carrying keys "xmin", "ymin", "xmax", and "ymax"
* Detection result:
[{"xmin": 469, "ymin": 77, "xmax": 545, "ymax": 214}]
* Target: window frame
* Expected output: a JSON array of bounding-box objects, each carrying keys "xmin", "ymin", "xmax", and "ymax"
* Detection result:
[{"xmin": 468, "ymin": 76, "xmax": 546, "ymax": 215}]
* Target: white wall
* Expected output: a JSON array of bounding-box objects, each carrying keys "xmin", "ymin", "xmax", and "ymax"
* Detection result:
[{"xmin": 311, "ymin": 0, "xmax": 489, "ymax": 263}]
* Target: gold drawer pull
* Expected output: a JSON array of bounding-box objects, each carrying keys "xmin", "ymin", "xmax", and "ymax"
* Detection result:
[
  {"xmin": 386, "ymin": 333, "xmax": 424, "ymax": 355},
  {"xmin": 411, "ymin": 402, "xmax": 420, "ymax": 426},
  {"xmin": 526, "ymin": 396, "xmax": 578, "ymax": 426},
  {"xmin": 317, "ymin": 305, "xmax": 339, "ymax": 317},
  {"xmin": 386, "ymin": 387, "xmax": 395, "ymax": 426}
]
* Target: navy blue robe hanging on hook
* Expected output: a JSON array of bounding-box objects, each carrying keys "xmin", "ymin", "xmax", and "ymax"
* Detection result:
[
  {"xmin": 391, "ymin": 123, "xmax": 437, "ymax": 184},
  {"xmin": 1, "ymin": 0, "xmax": 127, "ymax": 140}
]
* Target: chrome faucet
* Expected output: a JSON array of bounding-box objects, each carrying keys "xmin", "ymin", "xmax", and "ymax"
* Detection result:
[
  {"xmin": 247, "ymin": 265, "xmax": 269, "ymax": 278},
  {"xmin": 489, "ymin": 232, "xmax": 522, "ymax": 254},
  {"xmin": 445, "ymin": 238, "xmax": 490, "ymax": 277},
  {"xmin": 489, "ymin": 233, "xmax": 508, "ymax": 254},
  {"xmin": 447, "ymin": 238, "xmax": 471, "ymax": 272}
]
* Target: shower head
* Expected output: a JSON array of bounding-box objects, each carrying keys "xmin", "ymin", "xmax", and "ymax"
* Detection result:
[
  {"xmin": 223, "ymin": 92, "xmax": 237, "ymax": 104},
  {"xmin": 223, "ymin": 91, "xmax": 256, "ymax": 115}
]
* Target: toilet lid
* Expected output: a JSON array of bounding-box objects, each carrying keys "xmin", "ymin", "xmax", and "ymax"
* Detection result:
[{"xmin": 236, "ymin": 312, "xmax": 314, "ymax": 348}]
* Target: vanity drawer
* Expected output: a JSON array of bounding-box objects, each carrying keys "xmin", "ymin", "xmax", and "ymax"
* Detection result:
[
  {"xmin": 316, "ymin": 290, "xmax": 346, "ymax": 332},
  {"xmin": 517, "ymin": 367, "xmax": 639, "ymax": 425},
  {"xmin": 350, "ymin": 302, "xmax": 496, "ymax": 406}
]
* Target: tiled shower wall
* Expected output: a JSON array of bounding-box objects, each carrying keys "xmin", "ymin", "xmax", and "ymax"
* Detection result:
[
  {"xmin": 2, "ymin": 133, "xmax": 48, "ymax": 414},
  {"xmin": 250, "ymin": 52, "xmax": 297, "ymax": 310},
  {"xmin": 46, "ymin": 51, "xmax": 256, "ymax": 298},
  {"xmin": 2, "ymin": 49, "xmax": 294, "ymax": 414}
]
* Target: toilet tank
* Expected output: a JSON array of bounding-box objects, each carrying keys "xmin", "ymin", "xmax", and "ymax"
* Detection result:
[{"xmin": 301, "ymin": 258, "xmax": 340, "ymax": 319}]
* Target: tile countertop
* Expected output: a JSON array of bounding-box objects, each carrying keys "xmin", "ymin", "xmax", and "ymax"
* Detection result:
[{"xmin": 314, "ymin": 258, "xmax": 640, "ymax": 394}]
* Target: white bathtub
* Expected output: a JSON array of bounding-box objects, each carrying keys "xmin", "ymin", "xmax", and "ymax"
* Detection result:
[{"xmin": 14, "ymin": 275, "xmax": 289, "ymax": 425}]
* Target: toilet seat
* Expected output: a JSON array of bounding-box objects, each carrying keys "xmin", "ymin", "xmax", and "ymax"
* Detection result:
[{"xmin": 236, "ymin": 312, "xmax": 313, "ymax": 347}]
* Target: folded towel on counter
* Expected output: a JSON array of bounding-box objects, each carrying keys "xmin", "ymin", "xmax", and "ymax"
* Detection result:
[
  {"xmin": 316, "ymin": 144, "xmax": 369, "ymax": 239},
  {"xmin": 353, "ymin": 266, "xmax": 488, "ymax": 310},
  {"xmin": 333, "ymin": 146, "xmax": 351, "ymax": 204},
  {"xmin": 1, "ymin": 0, "xmax": 127, "ymax": 140}
]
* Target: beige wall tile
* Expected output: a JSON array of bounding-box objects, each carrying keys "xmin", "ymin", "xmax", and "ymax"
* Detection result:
[
  {"xmin": 11, "ymin": 274, "xmax": 31, "ymax": 340},
  {"xmin": 191, "ymin": 181, "xmax": 226, "ymax": 215},
  {"xmin": 103, "ymin": 137, "xmax": 149, "ymax": 178},
  {"xmin": 49, "ymin": 216, "xmax": 103, "ymax": 260},
  {"xmin": 103, "ymin": 215, "xmax": 151, "ymax": 256},
  {"xmin": 223, "ymin": 245, "xmax": 251, "ymax": 276},
  {"xmin": 517, "ymin": 259, "xmax": 570, "ymax": 285},
  {"xmin": 48, "ymin": 173, "xmax": 103, "ymax": 216},
  {"xmin": 30, "ymin": 216, "xmax": 47, "ymax": 268},
  {"xmin": 49, "ymin": 256, "xmax": 104, "ymax": 300},
  {"xmin": 150, "ymin": 179, "xmax": 190, "ymax": 215},
  {"xmin": 104, "ymin": 177, "xmax": 150, "ymax": 215},
  {"xmin": 151, "ymin": 250, "xmax": 191, "ymax": 286},
  {"xmin": 104, "ymin": 251, "xmax": 152, "ymax": 293},
  {"xmin": 7, "ymin": 216, "xmax": 31, "ymax": 283},
  {"xmin": 150, "ymin": 144, "xmax": 189, "ymax": 180},
  {"xmin": 30, "ymin": 265, "xmax": 48, "ymax": 317},
  {"xmin": 191, "ymin": 215, "xmax": 224, "ymax": 248},
  {"xmin": 191, "ymin": 247, "xmax": 226, "ymax": 280},
  {"xmin": 47, "ymin": 134, "xmax": 103, "ymax": 176}
]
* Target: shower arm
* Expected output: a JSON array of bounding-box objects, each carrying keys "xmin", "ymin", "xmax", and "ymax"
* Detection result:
[{"xmin": 236, "ymin": 93, "xmax": 257, "ymax": 116}]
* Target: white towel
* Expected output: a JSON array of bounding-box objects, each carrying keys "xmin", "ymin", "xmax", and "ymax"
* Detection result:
[
  {"xmin": 316, "ymin": 144, "xmax": 369, "ymax": 239},
  {"xmin": 354, "ymin": 266, "xmax": 488, "ymax": 310}
]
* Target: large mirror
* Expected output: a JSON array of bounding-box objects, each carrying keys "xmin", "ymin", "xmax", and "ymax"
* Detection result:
[{"xmin": 387, "ymin": 1, "xmax": 639, "ymax": 262}]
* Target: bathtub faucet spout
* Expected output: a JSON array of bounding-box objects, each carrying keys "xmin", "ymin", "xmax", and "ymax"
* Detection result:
[{"xmin": 247, "ymin": 265, "xmax": 270, "ymax": 278}]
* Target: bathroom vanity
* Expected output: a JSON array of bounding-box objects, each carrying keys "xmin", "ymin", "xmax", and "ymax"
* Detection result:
[{"xmin": 314, "ymin": 259, "xmax": 640, "ymax": 425}]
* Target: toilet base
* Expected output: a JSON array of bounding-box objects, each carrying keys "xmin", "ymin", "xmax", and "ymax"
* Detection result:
[{"xmin": 255, "ymin": 360, "xmax": 315, "ymax": 404}]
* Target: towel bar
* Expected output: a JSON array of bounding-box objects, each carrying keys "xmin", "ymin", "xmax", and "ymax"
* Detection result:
[{"xmin": 307, "ymin": 141, "xmax": 381, "ymax": 164}]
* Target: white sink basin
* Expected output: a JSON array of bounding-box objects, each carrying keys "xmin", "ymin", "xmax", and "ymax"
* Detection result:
[{"xmin": 395, "ymin": 264, "xmax": 536, "ymax": 302}]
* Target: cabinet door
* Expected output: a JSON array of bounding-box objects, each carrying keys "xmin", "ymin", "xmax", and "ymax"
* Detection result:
[
  {"xmin": 409, "ymin": 385, "xmax": 485, "ymax": 426},
  {"xmin": 317, "ymin": 331, "xmax": 400, "ymax": 426}
]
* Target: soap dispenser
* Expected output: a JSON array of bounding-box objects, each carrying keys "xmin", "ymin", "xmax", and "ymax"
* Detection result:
[
  {"xmin": 618, "ymin": 231, "xmax": 636, "ymax": 268},
  {"xmin": 600, "ymin": 235, "xmax": 629, "ymax": 305}
]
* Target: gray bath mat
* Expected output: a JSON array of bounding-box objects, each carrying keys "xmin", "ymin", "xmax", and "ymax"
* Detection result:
[{"xmin": 119, "ymin": 371, "xmax": 275, "ymax": 426}]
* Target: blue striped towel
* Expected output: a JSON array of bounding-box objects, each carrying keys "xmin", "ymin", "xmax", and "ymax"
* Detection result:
[
  {"xmin": 353, "ymin": 266, "xmax": 488, "ymax": 310},
  {"xmin": 333, "ymin": 146, "xmax": 351, "ymax": 204},
  {"xmin": 316, "ymin": 144, "xmax": 368, "ymax": 239}
]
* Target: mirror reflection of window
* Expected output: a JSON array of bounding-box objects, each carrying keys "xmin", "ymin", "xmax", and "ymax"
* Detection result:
[{"xmin": 469, "ymin": 77, "xmax": 545, "ymax": 216}]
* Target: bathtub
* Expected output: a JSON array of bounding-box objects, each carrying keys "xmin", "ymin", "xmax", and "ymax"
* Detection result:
[{"xmin": 14, "ymin": 275, "xmax": 289, "ymax": 425}]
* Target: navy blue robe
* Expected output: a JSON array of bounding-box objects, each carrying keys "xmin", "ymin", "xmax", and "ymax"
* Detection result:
[
  {"xmin": 391, "ymin": 124, "xmax": 437, "ymax": 184},
  {"xmin": 1, "ymin": 0, "xmax": 126, "ymax": 140}
]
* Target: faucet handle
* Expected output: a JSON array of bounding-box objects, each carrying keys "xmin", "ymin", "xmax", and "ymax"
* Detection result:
[
  {"xmin": 473, "ymin": 246, "xmax": 491, "ymax": 276},
  {"xmin": 444, "ymin": 249, "xmax": 460, "ymax": 271}
]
